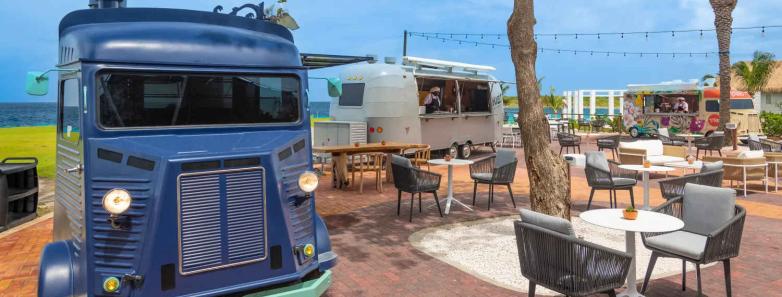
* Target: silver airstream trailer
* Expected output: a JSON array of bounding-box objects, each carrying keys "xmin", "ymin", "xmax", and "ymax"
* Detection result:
[{"xmin": 326, "ymin": 56, "xmax": 504, "ymax": 158}]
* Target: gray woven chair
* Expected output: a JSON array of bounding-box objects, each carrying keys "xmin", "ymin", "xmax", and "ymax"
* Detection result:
[
  {"xmin": 585, "ymin": 151, "xmax": 636, "ymax": 209},
  {"xmin": 515, "ymin": 209, "xmax": 632, "ymax": 297},
  {"xmin": 641, "ymin": 184, "xmax": 745, "ymax": 297},
  {"xmin": 591, "ymin": 118, "xmax": 606, "ymax": 133},
  {"xmin": 596, "ymin": 134, "xmax": 620, "ymax": 160},
  {"xmin": 578, "ymin": 118, "xmax": 590, "ymax": 132},
  {"xmin": 557, "ymin": 132, "xmax": 582, "ymax": 155},
  {"xmin": 694, "ymin": 135, "xmax": 725, "ymax": 159},
  {"xmin": 470, "ymin": 149, "xmax": 517, "ymax": 210},
  {"xmin": 657, "ymin": 169, "xmax": 724, "ymax": 200},
  {"xmin": 390, "ymin": 155, "xmax": 443, "ymax": 222},
  {"xmin": 748, "ymin": 138, "xmax": 782, "ymax": 152}
]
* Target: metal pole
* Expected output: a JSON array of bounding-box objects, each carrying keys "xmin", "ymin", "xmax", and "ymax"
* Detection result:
[{"xmin": 403, "ymin": 30, "xmax": 408, "ymax": 57}]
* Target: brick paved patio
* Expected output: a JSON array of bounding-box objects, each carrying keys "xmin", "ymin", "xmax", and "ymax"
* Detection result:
[{"xmin": 2, "ymin": 140, "xmax": 781, "ymax": 297}]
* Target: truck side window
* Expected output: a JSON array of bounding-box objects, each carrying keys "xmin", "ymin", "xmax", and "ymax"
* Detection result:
[
  {"xmin": 60, "ymin": 79, "xmax": 80, "ymax": 142},
  {"xmin": 339, "ymin": 83, "xmax": 365, "ymax": 107},
  {"xmin": 705, "ymin": 100, "xmax": 719, "ymax": 112}
]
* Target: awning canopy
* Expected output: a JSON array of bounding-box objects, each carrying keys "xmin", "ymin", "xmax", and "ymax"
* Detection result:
[{"xmin": 300, "ymin": 53, "xmax": 375, "ymax": 69}]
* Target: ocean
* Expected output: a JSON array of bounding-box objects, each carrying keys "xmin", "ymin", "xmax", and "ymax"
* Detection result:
[
  {"xmin": 0, "ymin": 102, "xmax": 57, "ymax": 128},
  {"xmin": 0, "ymin": 102, "xmax": 332, "ymax": 128}
]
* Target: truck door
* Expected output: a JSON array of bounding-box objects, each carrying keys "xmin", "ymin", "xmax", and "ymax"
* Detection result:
[{"xmin": 53, "ymin": 75, "xmax": 85, "ymax": 244}]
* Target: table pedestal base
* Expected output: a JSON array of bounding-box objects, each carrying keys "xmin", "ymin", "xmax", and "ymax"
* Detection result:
[{"xmin": 620, "ymin": 230, "xmax": 644, "ymax": 297}]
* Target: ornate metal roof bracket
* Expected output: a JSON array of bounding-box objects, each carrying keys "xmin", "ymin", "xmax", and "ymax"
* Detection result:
[{"xmin": 213, "ymin": 2, "xmax": 267, "ymax": 20}]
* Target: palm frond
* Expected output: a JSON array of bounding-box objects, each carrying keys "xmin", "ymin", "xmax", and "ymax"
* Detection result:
[{"xmin": 732, "ymin": 51, "xmax": 776, "ymax": 95}]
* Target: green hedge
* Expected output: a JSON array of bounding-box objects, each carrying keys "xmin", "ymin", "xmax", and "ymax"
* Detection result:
[{"xmin": 761, "ymin": 112, "xmax": 782, "ymax": 137}]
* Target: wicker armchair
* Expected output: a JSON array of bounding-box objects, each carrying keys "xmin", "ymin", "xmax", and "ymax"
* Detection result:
[
  {"xmin": 694, "ymin": 135, "xmax": 725, "ymax": 159},
  {"xmin": 557, "ymin": 132, "xmax": 582, "ymax": 155},
  {"xmin": 748, "ymin": 139, "xmax": 782, "ymax": 152},
  {"xmin": 654, "ymin": 127, "xmax": 686, "ymax": 146},
  {"xmin": 596, "ymin": 135, "xmax": 620, "ymax": 159},
  {"xmin": 390, "ymin": 155, "xmax": 443, "ymax": 222},
  {"xmin": 469, "ymin": 149, "xmax": 517, "ymax": 210},
  {"xmin": 585, "ymin": 152, "xmax": 636, "ymax": 209},
  {"xmin": 590, "ymin": 118, "xmax": 606, "ymax": 133},
  {"xmin": 641, "ymin": 184, "xmax": 745, "ymax": 297},
  {"xmin": 577, "ymin": 118, "xmax": 590, "ymax": 132},
  {"xmin": 657, "ymin": 170, "xmax": 724, "ymax": 200},
  {"xmin": 515, "ymin": 210, "xmax": 631, "ymax": 297}
]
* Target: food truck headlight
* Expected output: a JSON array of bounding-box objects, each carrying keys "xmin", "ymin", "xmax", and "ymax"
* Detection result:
[
  {"xmin": 102, "ymin": 276, "xmax": 121, "ymax": 293},
  {"xmin": 102, "ymin": 189, "xmax": 132, "ymax": 215},
  {"xmin": 298, "ymin": 171, "xmax": 319, "ymax": 193},
  {"xmin": 303, "ymin": 243, "xmax": 315, "ymax": 258}
]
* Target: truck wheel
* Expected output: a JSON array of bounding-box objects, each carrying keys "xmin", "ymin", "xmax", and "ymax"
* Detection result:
[
  {"xmin": 629, "ymin": 127, "xmax": 640, "ymax": 138},
  {"xmin": 459, "ymin": 143, "xmax": 472, "ymax": 159},
  {"xmin": 448, "ymin": 143, "xmax": 459, "ymax": 159}
]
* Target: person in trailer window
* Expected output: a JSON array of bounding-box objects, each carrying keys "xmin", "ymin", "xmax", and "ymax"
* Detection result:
[
  {"xmin": 424, "ymin": 86, "xmax": 442, "ymax": 114},
  {"xmin": 674, "ymin": 97, "xmax": 689, "ymax": 113}
]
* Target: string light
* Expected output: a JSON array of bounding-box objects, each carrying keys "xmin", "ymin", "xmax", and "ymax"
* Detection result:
[
  {"xmin": 406, "ymin": 32, "xmax": 724, "ymax": 58},
  {"xmin": 408, "ymin": 24, "xmax": 782, "ymax": 40}
]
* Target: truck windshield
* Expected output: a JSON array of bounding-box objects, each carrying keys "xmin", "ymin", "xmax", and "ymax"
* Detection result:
[{"xmin": 98, "ymin": 73, "xmax": 300, "ymax": 128}]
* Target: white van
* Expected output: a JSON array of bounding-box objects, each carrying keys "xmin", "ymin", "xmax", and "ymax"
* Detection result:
[{"xmin": 328, "ymin": 56, "xmax": 504, "ymax": 158}]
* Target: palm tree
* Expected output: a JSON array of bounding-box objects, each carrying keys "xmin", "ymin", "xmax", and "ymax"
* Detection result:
[
  {"xmin": 732, "ymin": 51, "xmax": 777, "ymax": 96},
  {"xmin": 543, "ymin": 86, "xmax": 564, "ymax": 115},
  {"xmin": 508, "ymin": 0, "xmax": 570, "ymax": 219},
  {"xmin": 709, "ymin": 0, "xmax": 737, "ymax": 130}
]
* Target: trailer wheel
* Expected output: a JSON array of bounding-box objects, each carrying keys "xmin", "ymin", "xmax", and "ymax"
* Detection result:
[
  {"xmin": 629, "ymin": 127, "xmax": 640, "ymax": 138},
  {"xmin": 448, "ymin": 143, "xmax": 459, "ymax": 158},
  {"xmin": 459, "ymin": 142, "xmax": 472, "ymax": 159}
]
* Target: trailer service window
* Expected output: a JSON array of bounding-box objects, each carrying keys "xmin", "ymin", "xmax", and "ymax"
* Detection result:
[
  {"xmin": 97, "ymin": 73, "xmax": 300, "ymax": 128},
  {"xmin": 339, "ymin": 83, "xmax": 365, "ymax": 107}
]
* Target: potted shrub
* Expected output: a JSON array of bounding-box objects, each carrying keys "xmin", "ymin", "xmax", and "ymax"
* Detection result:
[{"xmin": 623, "ymin": 206, "xmax": 638, "ymax": 220}]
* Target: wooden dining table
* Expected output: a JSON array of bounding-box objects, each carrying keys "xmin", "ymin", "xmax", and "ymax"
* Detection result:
[{"xmin": 313, "ymin": 142, "xmax": 429, "ymax": 189}]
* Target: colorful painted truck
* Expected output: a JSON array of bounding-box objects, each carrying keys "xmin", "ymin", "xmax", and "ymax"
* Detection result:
[
  {"xmin": 622, "ymin": 81, "xmax": 762, "ymax": 138},
  {"xmin": 24, "ymin": 1, "xmax": 366, "ymax": 296}
]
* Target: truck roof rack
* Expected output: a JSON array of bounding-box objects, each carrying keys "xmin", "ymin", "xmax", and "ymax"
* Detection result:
[
  {"xmin": 402, "ymin": 56, "xmax": 495, "ymax": 74},
  {"xmin": 301, "ymin": 53, "xmax": 376, "ymax": 69}
]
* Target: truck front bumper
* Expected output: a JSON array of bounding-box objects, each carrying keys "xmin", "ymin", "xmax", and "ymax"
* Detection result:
[{"xmin": 243, "ymin": 270, "xmax": 333, "ymax": 297}]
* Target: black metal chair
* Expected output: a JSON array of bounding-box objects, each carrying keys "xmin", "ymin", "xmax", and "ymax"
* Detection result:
[
  {"xmin": 469, "ymin": 149, "xmax": 517, "ymax": 210},
  {"xmin": 515, "ymin": 209, "xmax": 632, "ymax": 297},
  {"xmin": 641, "ymin": 184, "xmax": 745, "ymax": 297},
  {"xmin": 557, "ymin": 132, "xmax": 581, "ymax": 155},
  {"xmin": 748, "ymin": 138, "xmax": 782, "ymax": 152},
  {"xmin": 694, "ymin": 135, "xmax": 725, "ymax": 159},
  {"xmin": 657, "ymin": 169, "xmax": 724, "ymax": 200},
  {"xmin": 596, "ymin": 134, "xmax": 620, "ymax": 160},
  {"xmin": 585, "ymin": 151, "xmax": 636, "ymax": 209},
  {"xmin": 390, "ymin": 155, "xmax": 443, "ymax": 222}
]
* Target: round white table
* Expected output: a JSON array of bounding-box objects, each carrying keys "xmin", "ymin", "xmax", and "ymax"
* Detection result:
[
  {"xmin": 618, "ymin": 165, "xmax": 675, "ymax": 210},
  {"xmin": 580, "ymin": 209, "xmax": 684, "ymax": 297},
  {"xmin": 664, "ymin": 161, "xmax": 703, "ymax": 174},
  {"xmin": 676, "ymin": 133, "xmax": 703, "ymax": 154},
  {"xmin": 428, "ymin": 159, "xmax": 474, "ymax": 214}
]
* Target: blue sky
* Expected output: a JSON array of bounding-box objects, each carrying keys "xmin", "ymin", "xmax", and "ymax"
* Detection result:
[{"xmin": 2, "ymin": 0, "xmax": 782, "ymax": 102}]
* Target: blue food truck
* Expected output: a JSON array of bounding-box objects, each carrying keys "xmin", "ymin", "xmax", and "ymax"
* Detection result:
[{"xmin": 26, "ymin": 1, "xmax": 367, "ymax": 296}]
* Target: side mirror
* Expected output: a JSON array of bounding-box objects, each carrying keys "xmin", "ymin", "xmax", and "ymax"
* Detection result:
[
  {"xmin": 26, "ymin": 71, "xmax": 49, "ymax": 96},
  {"xmin": 327, "ymin": 77, "xmax": 342, "ymax": 97}
]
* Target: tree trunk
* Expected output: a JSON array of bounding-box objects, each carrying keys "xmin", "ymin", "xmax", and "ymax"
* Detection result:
[
  {"xmin": 710, "ymin": 0, "xmax": 737, "ymax": 131},
  {"xmin": 508, "ymin": 0, "xmax": 570, "ymax": 219}
]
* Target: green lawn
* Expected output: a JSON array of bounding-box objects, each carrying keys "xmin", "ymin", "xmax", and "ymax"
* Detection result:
[{"xmin": 0, "ymin": 126, "xmax": 56, "ymax": 179}]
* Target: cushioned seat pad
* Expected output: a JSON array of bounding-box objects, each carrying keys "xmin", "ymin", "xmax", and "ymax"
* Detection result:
[
  {"xmin": 645, "ymin": 231, "xmax": 707, "ymax": 260},
  {"xmin": 646, "ymin": 155, "xmax": 686, "ymax": 165},
  {"xmin": 612, "ymin": 177, "xmax": 636, "ymax": 186}
]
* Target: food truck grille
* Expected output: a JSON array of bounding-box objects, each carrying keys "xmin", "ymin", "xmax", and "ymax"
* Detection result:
[
  {"xmin": 280, "ymin": 161, "xmax": 314, "ymax": 246},
  {"xmin": 177, "ymin": 167, "xmax": 267, "ymax": 275},
  {"xmin": 90, "ymin": 178, "xmax": 151, "ymax": 270}
]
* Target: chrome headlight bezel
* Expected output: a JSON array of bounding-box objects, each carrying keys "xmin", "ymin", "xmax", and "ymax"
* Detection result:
[
  {"xmin": 297, "ymin": 171, "xmax": 319, "ymax": 193},
  {"xmin": 102, "ymin": 188, "xmax": 132, "ymax": 215}
]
